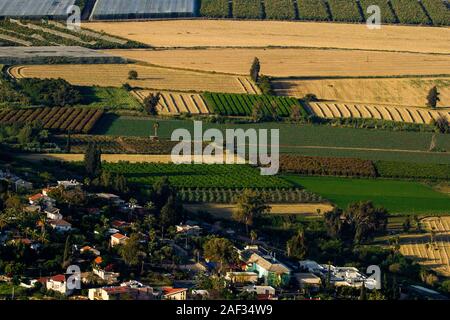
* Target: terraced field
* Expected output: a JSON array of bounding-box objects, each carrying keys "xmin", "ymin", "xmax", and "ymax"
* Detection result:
[
  {"xmin": 308, "ymin": 102, "xmax": 450, "ymax": 124},
  {"xmin": 400, "ymin": 216, "xmax": 450, "ymax": 277},
  {"xmin": 106, "ymin": 48, "xmax": 450, "ymax": 78},
  {"xmin": 9, "ymin": 64, "xmax": 252, "ymax": 94},
  {"xmin": 133, "ymin": 90, "xmax": 211, "ymax": 115},
  {"xmin": 273, "ymin": 77, "xmax": 450, "ymax": 107}
]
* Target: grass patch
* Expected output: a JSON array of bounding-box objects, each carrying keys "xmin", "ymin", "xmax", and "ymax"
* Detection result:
[
  {"xmin": 77, "ymin": 86, "xmax": 141, "ymax": 110},
  {"xmin": 282, "ymin": 175, "xmax": 450, "ymax": 215}
]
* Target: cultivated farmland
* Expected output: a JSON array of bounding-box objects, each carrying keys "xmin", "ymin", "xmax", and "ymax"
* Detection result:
[
  {"xmin": 307, "ymin": 102, "xmax": 450, "ymax": 124},
  {"xmin": 399, "ymin": 216, "xmax": 450, "ymax": 277},
  {"xmin": 327, "ymin": 0, "xmax": 362, "ymax": 22},
  {"xmin": 109, "ymin": 48, "xmax": 450, "ymax": 78},
  {"xmin": 103, "ymin": 162, "xmax": 292, "ymax": 189},
  {"xmin": 0, "ymin": 107, "xmax": 103, "ymax": 133},
  {"xmin": 132, "ymin": 90, "xmax": 211, "ymax": 115},
  {"xmin": 297, "ymin": 0, "xmax": 330, "ymax": 21},
  {"xmin": 273, "ymin": 77, "xmax": 450, "ymax": 107},
  {"xmin": 284, "ymin": 175, "xmax": 450, "ymax": 215},
  {"xmin": 202, "ymin": 92, "xmax": 305, "ymax": 117},
  {"xmin": 10, "ymin": 64, "xmax": 250, "ymax": 94},
  {"xmin": 85, "ymin": 20, "xmax": 450, "ymax": 54}
]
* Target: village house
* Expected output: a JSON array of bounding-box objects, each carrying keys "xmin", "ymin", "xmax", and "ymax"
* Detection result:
[
  {"xmin": 49, "ymin": 219, "xmax": 72, "ymax": 232},
  {"xmin": 225, "ymin": 272, "xmax": 258, "ymax": 284},
  {"xmin": 176, "ymin": 224, "xmax": 202, "ymax": 236},
  {"xmin": 35, "ymin": 274, "xmax": 69, "ymax": 295},
  {"xmin": 240, "ymin": 247, "xmax": 291, "ymax": 287},
  {"xmin": 45, "ymin": 207, "xmax": 62, "ymax": 220},
  {"xmin": 57, "ymin": 180, "xmax": 82, "ymax": 189},
  {"xmin": 294, "ymin": 273, "xmax": 322, "ymax": 291},
  {"xmin": 88, "ymin": 285, "xmax": 158, "ymax": 300},
  {"xmin": 162, "ymin": 287, "xmax": 188, "ymax": 300},
  {"xmin": 93, "ymin": 267, "xmax": 120, "ymax": 284},
  {"xmin": 95, "ymin": 193, "xmax": 125, "ymax": 206},
  {"xmin": 28, "ymin": 193, "xmax": 56, "ymax": 209},
  {"xmin": 0, "ymin": 170, "xmax": 32, "ymax": 192},
  {"xmin": 110, "ymin": 233, "xmax": 129, "ymax": 247},
  {"xmin": 242, "ymin": 285, "xmax": 277, "ymax": 300}
]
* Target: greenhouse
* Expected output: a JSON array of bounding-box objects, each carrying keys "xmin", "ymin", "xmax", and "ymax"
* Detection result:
[
  {"xmin": 0, "ymin": 0, "xmax": 76, "ymax": 19},
  {"xmin": 91, "ymin": 0, "xmax": 199, "ymax": 20}
]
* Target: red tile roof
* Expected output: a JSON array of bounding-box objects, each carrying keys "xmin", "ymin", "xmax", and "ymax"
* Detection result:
[
  {"xmin": 29, "ymin": 193, "xmax": 44, "ymax": 201},
  {"xmin": 111, "ymin": 233, "xmax": 127, "ymax": 240},
  {"xmin": 50, "ymin": 274, "xmax": 66, "ymax": 282},
  {"xmin": 162, "ymin": 287, "xmax": 187, "ymax": 296}
]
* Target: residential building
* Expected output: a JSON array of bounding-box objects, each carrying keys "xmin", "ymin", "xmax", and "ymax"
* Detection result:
[
  {"xmin": 88, "ymin": 285, "xmax": 158, "ymax": 300},
  {"xmin": 45, "ymin": 207, "xmax": 62, "ymax": 220},
  {"xmin": 176, "ymin": 224, "xmax": 202, "ymax": 236},
  {"xmin": 95, "ymin": 193, "xmax": 125, "ymax": 206},
  {"xmin": 45, "ymin": 274, "xmax": 68, "ymax": 295},
  {"xmin": 80, "ymin": 246, "xmax": 101, "ymax": 256},
  {"xmin": 294, "ymin": 273, "xmax": 322, "ymax": 290},
  {"xmin": 241, "ymin": 247, "xmax": 291, "ymax": 287},
  {"xmin": 57, "ymin": 180, "xmax": 82, "ymax": 189},
  {"xmin": 110, "ymin": 233, "xmax": 128, "ymax": 247},
  {"xmin": 225, "ymin": 272, "xmax": 258, "ymax": 284},
  {"xmin": 242, "ymin": 285, "xmax": 276, "ymax": 300},
  {"xmin": 49, "ymin": 219, "xmax": 72, "ymax": 232},
  {"xmin": 93, "ymin": 267, "xmax": 120, "ymax": 284},
  {"xmin": 162, "ymin": 287, "xmax": 188, "ymax": 300}
]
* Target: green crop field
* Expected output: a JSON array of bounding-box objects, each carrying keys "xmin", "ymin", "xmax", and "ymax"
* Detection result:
[
  {"xmin": 390, "ymin": 0, "xmax": 430, "ymax": 24},
  {"xmin": 202, "ymin": 93, "xmax": 305, "ymax": 117},
  {"xmin": 283, "ymin": 175, "xmax": 450, "ymax": 215},
  {"xmin": 92, "ymin": 116, "xmax": 450, "ymax": 164},
  {"xmin": 103, "ymin": 162, "xmax": 292, "ymax": 189},
  {"xmin": 421, "ymin": 0, "xmax": 450, "ymax": 26},
  {"xmin": 297, "ymin": 0, "xmax": 330, "ymax": 20},
  {"xmin": 327, "ymin": 0, "xmax": 363, "ymax": 22},
  {"xmin": 78, "ymin": 86, "xmax": 141, "ymax": 110}
]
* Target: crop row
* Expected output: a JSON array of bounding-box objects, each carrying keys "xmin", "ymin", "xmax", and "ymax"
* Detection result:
[
  {"xmin": 0, "ymin": 107, "xmax": 104, "ymax": 133},
  {"xmin": 198, "ymin": 0, "xmax": 447, "ymax": 25},
  {"xmin": 202, "ymin": 92, "xmax": 306, "ymax": 117},
  {"xmin": 178, "ymin": 187, "xmax": 322, "ymax": 203},
  {"xmin": 375, "ymin": 161, "xmax": 450, "ymax": 180},
  {"xmin": 280, "ymin": 154, "xmax": 377, "ymax": 177},
  {"xmin": 51, "ymin": 134, "xmax": 180, "ymax": 154},
  {"xmin": 102, "ymin": 162, "xmax": 293, "ymax": 189}
]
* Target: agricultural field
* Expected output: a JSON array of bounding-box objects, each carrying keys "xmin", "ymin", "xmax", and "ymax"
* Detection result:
[
  {"xmin": 184, "ymin": 203, "xmax": 334, "ymax": 219},
  {"xmin": 296, "ymin": 0, "xmax": 329, "ymax": 21},
  {"xmin": 327, "ymin": 0, "xmax": 362, "ymax": 22},
  {"xmin": 399, "ymin": 216, "xmax": 450, "ymax": 277},
  {"xmin": 133, "ymin": 91, "xmax": 211, "ymax": 114},
  {"xmin": 375, "ymin": 161, "xmax": 450, "ymax": 180},
  {"xmin": 106, "ymin": 48, "xmax": 450, "ymax": 78},
  {"xmin": 102, "ymin": 162, "xmax": 292, "ymax": 189},
  {"xmin": 85, "ymin": 20, "xmax": 450, "ymax": 54},
  {"xmin": 265, "ymin": 0, "xmax": 297, "ymax": 20},
  {"xmin": 283, "ymin": 175, "xmax": 450, "ymax": 215},
  {"xmin": 78, "ymin": 86, "xmax": 141, "ymax": 110},
  {"xmin": 93, "ymin": 117, "xmax": 450, "ymax": 164},
  {"xmin": 274, "ymin": 77, "xmax": 450, "ymax": 107},
  {"xmin": 17, "ymin": 153, "xmax": 175, "ymax": 164},
  {"xmin": 233, "ymin": 0, "xmax": 263, "ymax": 19},
  {"xmin": 199, "ymin": 0, "xmax": 231, "ymax": 18},
  {"xmin": 10, "ymin": 64, "xmax": 251, "ymax": 94},
  {"xmin": 0, "ymin": 18, "xmax": 142, "ymax": 48},
  {"xmin": 202, "ymin": 92, "xmax": 305, "ymax": 117},
  {"xmin": 390, "ymin": 0, "xmax": 431, "ymax": 25},
  {"xmin": 51, "ymin": 134, "xmax": 179, "ymax": 154},
  {"xmin": 307, "ymin": 102, "xmax": 450, "ymax": 124},
  {"xmin": 421, "ymin": 0, "xmax": 450, "ymax": 26},
  {"xmin": 0, "ymin": 107, "xmax": 103, "ymax": 133}
]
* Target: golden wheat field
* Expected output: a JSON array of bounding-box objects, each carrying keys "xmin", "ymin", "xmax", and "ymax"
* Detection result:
[
  {"xmin": 184, "ymin": 203, "xmax": 334, "ymax": 219},
  {"xmin": 9, "ymin": 64, "xmax": 253, "ymax": 94},
  {"xmin": 85, "ymin": 20, "xmax": 450, "ymax": 54},
  {"xmin": 274, "ymin": 78, "xmax": 450, "ymax": 107},
  {"xmin": 106, "ymin": 48, "xmax": 450, "ymax": 78},
  {"xmin": 400, "ymin": 216, "xmax": 450, "ymax": 277},
  {"xmin": 132, "ymin": 90, "xmax": 211, "ymax": 114},
  {"xmin": 308, "ymin": 102, "xmax": 450, "ymax": 124}
]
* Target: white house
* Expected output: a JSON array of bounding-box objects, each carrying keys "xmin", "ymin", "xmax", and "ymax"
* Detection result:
[
  {"xmin": 162, "ymin": 287, "xmax": 188, "ymax": 300},
  {"xmin": 50, "ymin": 219, "xmax": 72, "ymax": 232},
  {"xmin": 88, "ymin": 284, "xmax": 158, "ymax": 300},
  {"xmin": 45, "ymin": 207, "xmax": 62, "ymax": 221},
  {"xmin": 45, "ymin": 274, "xmax": 68, "ymax": 295},
  {"xmin": 93, "ymin": 268, "xmax": 119, "ymax": 284},
  {"xmin": 110, "ymin": 233, "xmax": 128, "ymax": 247},
  {"xmin": 176, "ymin": 224, "xmax": 202, "ymax": 236},
  {"xmin": 58, "ymin": 180, "xmax": 82, "ymax": 189}
]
